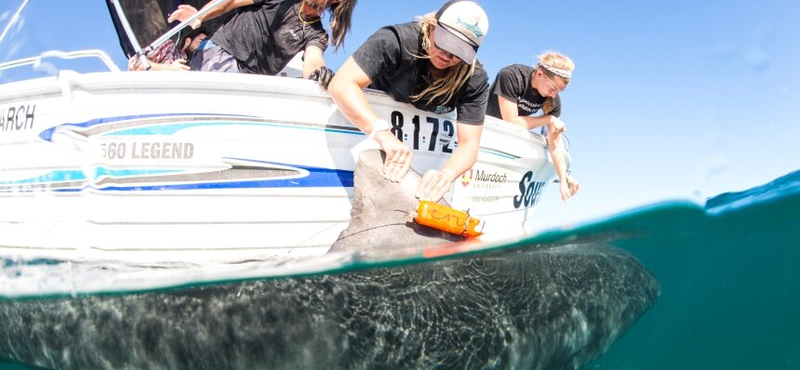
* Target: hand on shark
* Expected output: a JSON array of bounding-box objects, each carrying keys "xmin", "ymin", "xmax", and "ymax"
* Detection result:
[
  {"xmin": 374, "ymin": 130, "xmax": 411, "ymax": 182},
  {"xmin": 371, "ymin": 128, "xmax": 458, "ymax": 203},
  {"xmin": 416, "ymin": 169, "xmax": 456, "ymax": 202},
  {"xmin": 330, "ymin": 150, "xmax": 464, "ymax": 252}
]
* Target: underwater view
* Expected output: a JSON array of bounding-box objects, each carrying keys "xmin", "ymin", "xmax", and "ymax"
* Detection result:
[
  {"xmin": 1, "ymin": 170, "xmax": 798, "ymax": 369},
  {"xmin": 2, "ymin": 0, "xmax": 799, "ymax": 369}
]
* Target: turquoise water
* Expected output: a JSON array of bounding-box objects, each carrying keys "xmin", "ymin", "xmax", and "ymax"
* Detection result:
[{"xmin": 1, "ymin": 169, "xmax": 798, "ymax": 369}]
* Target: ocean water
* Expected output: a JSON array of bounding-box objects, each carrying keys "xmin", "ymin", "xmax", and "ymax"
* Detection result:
[
  {"xmin": 0, "ymin": 169, "xmax": 798, "ymax": 369},
  {"xmin": 583, "ymin": 169, "xmax": 800, "ymax": 370}
]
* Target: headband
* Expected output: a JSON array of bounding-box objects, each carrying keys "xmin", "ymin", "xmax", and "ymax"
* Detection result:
[{"xmin": 538, "ymin": 63, "xmax": 572, "ymax": 79}]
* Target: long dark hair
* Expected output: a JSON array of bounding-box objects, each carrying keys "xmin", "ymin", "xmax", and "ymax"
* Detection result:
[{"xmin": 326, "ymin": 0, "xmax": 357, "ymax": 51}]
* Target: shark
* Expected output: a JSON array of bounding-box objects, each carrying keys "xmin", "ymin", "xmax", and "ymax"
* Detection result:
[{"xmin": 0, "ymin": 150, "xmax": 659, "ymax": 370}]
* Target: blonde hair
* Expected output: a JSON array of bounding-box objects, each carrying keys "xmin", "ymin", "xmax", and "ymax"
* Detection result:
[
  {"xmin": 536, "ymin": 51, "xmax": 575, "ymax": 85},
  {"xmin": 409, "ymin": 13, "xmax": 477, "ymax": 106},
  {"xmin": 536, "ymin": 51, "xmax": 574, "ymax": 115}
]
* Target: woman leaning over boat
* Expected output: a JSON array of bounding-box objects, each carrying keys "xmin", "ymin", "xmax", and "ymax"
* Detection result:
[
  {"xmin": 168, "ymin": 0, "xmax": 356, "ymax": 81},
  {"xmin": 327, "ymin": 0, "xmax": 490, "ymax": 202},
  {"xmin": 485, "ymin": 51, "xmax": 580, "ymax": 202}
]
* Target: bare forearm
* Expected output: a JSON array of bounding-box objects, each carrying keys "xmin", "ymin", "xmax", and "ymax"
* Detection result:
[
  {"xmin": 328, "ymin": 82, "xmax": 379, "ymax": 134},
  {"xmin": 327, "ymin": 57, "xmax": 388, "ymax": 136},
  {"xmin": 200, "ymin": 0, "xmax": 249, "ymax": 22},
  {"xmin": 302, "ymin": 47, "xmax": 325, "ymax": 79},
  {"xmin": 548, "ymin": 134, "xmax": 568, "ymax": 183},
  {"xmin": 505, "ymin": 116, "xmax": 528, "ymax": 130},
  {"xmin": 522, "ymin": 115, "xmax": 553, "ymax": 130},
  {"xmin": 443, "ymin": 142, "xmax": 478, "ymax": 179},
  {"xmin": 441, "ymin": 124, "xmax": 481, "ymax": 179},
  {"xmin": 302, "ymin": 62, "xmax": 324, "ymax": 79}
]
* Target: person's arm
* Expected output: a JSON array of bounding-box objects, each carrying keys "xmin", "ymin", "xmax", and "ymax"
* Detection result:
[
  {"xmin": 128, "ymin": 56, "xmax": 190, "ymax": 72},
  {"xmin": 152, "ymin": 59, "xmax": 191, "ymax": 71},
  {"xmin": 327, "ymin": 57, "xmax": 412, "ymax": 182},
  {"xmin": 302, "ymin": 45, "xmax": 325, "ymax": 79},
  {"xmin": 416, "ymin": 123, "xmax": 482, "ymax": 202},
  {"xmin": 497, "ymin": 95, "xmax": 563, "ymax": 131},
  {"xmin": 546, "ymin": 123, "xmax": 579, "ymax": 201},
  {"xmin": 168, "ymin": 0, "xmax": 254, "ymax": 29}
]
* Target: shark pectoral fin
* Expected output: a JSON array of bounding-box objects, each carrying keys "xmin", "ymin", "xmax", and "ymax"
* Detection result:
[{"xmin": 330, "ymin": 150, "xmax": 462, "ymax": 252}]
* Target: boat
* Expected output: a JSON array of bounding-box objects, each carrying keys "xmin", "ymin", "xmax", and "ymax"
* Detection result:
[
  {"xmin": 0, "ymin": 0, "xmax": 565, "ymax": 263},
  {"xmin": 0, "ymin": 5, "xmax": 661, "ymax": 370}
]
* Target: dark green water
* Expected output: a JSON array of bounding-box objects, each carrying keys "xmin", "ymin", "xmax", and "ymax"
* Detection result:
[
  {"xmin": 584, "ymin": 170, "xmax": 800, "ymax": 370},
  {"xmin": 1, "ymin": 170, "xmax": 798, "ymax": 369}
]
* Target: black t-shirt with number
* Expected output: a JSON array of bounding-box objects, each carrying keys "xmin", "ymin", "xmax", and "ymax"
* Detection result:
[
  {"xmin": 485, "ymin": 64, "xmax": 562, "ymax": 119},
  {"xmin": 351, "ymin": 22, "xmax": 489, "ymax": 125},
  {"xmin": 210, "ymin": 0, "xmax": 328, "ymax": 75}
]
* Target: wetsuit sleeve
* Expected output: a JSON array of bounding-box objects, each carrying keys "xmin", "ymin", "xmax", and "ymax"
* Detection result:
[{"xmin": 351, "ymin": 26, "xmax": 402, "ymax": 82}]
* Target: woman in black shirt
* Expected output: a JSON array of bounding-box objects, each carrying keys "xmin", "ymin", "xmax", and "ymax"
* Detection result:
[
  {"xmin": 168, "ymin": 0, "xmax": 356, "ymax": 78},
  {"xmin": 486, "ymin": 51, "xmax": 580, "ymax": 202},
  {"xmin": 328, "ymin": 0, "xmax": 490, "ymax": 202}
]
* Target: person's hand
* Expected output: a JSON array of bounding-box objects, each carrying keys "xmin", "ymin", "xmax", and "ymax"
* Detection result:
[
  {"xmin": 128, "ymin": 56, "xmax": 140, "ymax": 71},
  {"xmin": 559, "ymin": 175, "xmax": 580, "ymax": 202},
  {"xmin": 416, "ymin": 169, "xmax": 456, "ymax": 202},
  {"xmin": 548, "ymin": 115, "xmax": 566, "ymax": 135},
  {"xmin": 567, "ymin": 175, "xmax": 580, "ymax": 196},
  {"xmin": 309, "ymin": 66, "xmax": 335, "ymax": 89},
  {"xmin": 168, "ymin": 5, "xmax": 199, "ymax": 28},
  {"xmin": 129, "ymin": 57, "xmax": 190, "ymax": 72},
  {"xmin": 127, "ymin": 56, "xmax": 149, "ymax": 71},
  {"xmin": 558, "ymin": 181, "xmax": 572, "ymax": 202},
  {"xmin": 165, "ymin": 59, "xmax": 190, "ymax": 71},
  {"xmin": 374, "ymin": 131, "xmax": 411, "ymax": 182}
]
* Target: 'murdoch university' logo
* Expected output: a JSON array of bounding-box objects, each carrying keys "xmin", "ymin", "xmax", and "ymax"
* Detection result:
[{"xmin": 461, "ymin": 169, "xmax": 507, "ymax": 187}]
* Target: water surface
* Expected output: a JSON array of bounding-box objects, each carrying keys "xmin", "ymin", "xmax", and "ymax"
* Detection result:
[{"xmin": 1, "ymin": 170, "xmax": 798, "ymax": 369}]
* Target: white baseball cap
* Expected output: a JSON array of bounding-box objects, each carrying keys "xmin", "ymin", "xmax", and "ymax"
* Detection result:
[{"xmin": 434, "ymin": 0, "xmax": 489, "ymax": 64}]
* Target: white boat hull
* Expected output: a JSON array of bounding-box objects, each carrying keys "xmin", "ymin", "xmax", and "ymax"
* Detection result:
[{"xmin": 0, "ymin": 71, "xmax": 560, "ymax": 262}]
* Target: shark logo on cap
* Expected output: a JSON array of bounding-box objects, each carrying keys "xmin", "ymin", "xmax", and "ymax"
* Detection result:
[
  {"xmin": 457, "ymin": 16, "xmax": 484, "ymax": 39},
  {"xmin": 434, "ymin": 0, "xmax": 489, "ymax": 64}
]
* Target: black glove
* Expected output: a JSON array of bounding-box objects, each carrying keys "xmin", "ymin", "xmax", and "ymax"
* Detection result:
[{"xmin": 309, "ymin": 66, "xmax": 335, "ymax": 89}]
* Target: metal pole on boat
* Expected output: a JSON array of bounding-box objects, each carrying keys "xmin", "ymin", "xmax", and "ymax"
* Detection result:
[
  {"xmin": 0, "ymin": 0, "xmax": 32, "ymax": 48},
  {"xmin": 108, "ymin": 0, "xmax": 151, "ymax": 70},
  {"xmin": 140, "ymin": 0, "xmax": 230, "ymax": 56}
]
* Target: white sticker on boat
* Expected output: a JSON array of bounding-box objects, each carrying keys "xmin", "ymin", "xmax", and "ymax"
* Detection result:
[
  {"xmin": 100, "ymin": 142, "xmax": 195, "ymax": 160},
  {"xmin": 389, "ymin": 110, "xmax": 456, "ymax": 154}
]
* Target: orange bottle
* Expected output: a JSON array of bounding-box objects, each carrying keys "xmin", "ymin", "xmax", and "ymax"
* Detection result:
[{"xmin": 415, "ymin": 200, "xmax": 484, "ymax": 239}]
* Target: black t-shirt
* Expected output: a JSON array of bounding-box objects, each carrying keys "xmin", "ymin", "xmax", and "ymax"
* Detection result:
[
  {"xmin": 210, "ymin": 0, "xmax": 328, "ymax": 75},
  {"xmin": 485, "ymin": 64, "xmax": 562, "ymax": 120},
  {"xmin": 351, "ymin": 22, "xmax": 489, "ymax": 125}
]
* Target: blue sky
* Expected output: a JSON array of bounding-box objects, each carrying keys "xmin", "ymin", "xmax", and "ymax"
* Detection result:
[{"xmin": 1, "ymin": 0, "xmax": 798, "ymax": 229}]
